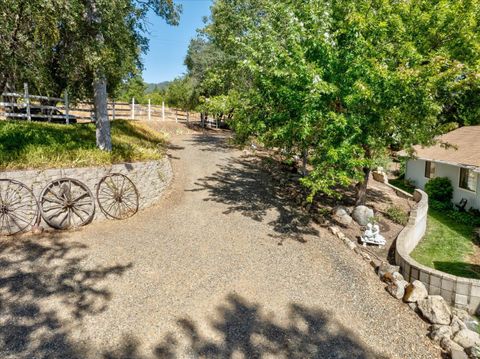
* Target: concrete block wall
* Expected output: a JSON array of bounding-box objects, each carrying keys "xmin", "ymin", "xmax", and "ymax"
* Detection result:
[
  {"xmin": 1, "ymin": 158, "xmax": 173, "ymax": 225},
  {"xmin": 395, "ymin": 189, "xmax": 480, "ymax": 314}
]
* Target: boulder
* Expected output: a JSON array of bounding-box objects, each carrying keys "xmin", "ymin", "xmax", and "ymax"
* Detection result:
[
  {"xmin": 332, "ymin": 206, "xmax": 353, "ymax": 226},
  {"xmin": 378, "ymin": 262, "xmax": 400, "ymax": 280},
  {"xmin": 440, "ymin": 337, "xmax": 464, "ymax": 354},
  {"xmin": 408, "ymin": 302, "xmax": 419, "ymax": 312},
  {"xmin": 403, "ymin": 280, "xmax": 428, "ymax": 303},
  {"xmin": 453, "ymin": 329, "xmax": 480, "ymax": 349},
  {"xmin": 383, "ymin": 271, "xmax": 404, "ymax": 284},
  {"xmin": 430, "ymin": 324, "xmax": 452, "ymax": 343},
  {"xmin": 451, "ymin": 349, "xmax": 469, "ymax": 359},
  {"xmin": 352, "ymin": 205, "xmax": 375, "ymax": 226},
  {"xmin": 452, "ymin": 308, "xmax": 480, "ymax": 332},
  {"xmin": 465, "ymin": 345, "xmax": 480, "ymax": 359},
  {"xmin": 451, "ymin": 316, "xmax": 468, "ymax": 336},
  {"xmin": 418, "ymin": 295, "xmax": 452, "ymax": 325},
  {"xmin": 387, "ymin": 279, "xmax": 409, "ymax": 299}
]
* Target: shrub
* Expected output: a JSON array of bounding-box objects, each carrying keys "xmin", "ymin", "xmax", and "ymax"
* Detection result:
[
  {"xmin": 385, "ymin": 206, "xmax": 409, "ymax": 226},
  {"xmin": 429, "ymin": 199, "xmax": 453, "ymax": 212},
  {"xmin": 425, "ymin": 177, "xmax": 453, "ymax": 203}
]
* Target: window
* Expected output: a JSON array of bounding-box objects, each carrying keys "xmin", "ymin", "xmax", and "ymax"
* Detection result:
[
  {"xmin": 425, "ymin": 161, "xmax": 436, "ymax": 178},
  {"xmin": 459, "ymin": 168, "xmax": 477, "ymax": 192}
]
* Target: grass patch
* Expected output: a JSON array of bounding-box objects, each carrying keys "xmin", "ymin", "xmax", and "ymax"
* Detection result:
[
  {"xmin": 411, "ymin": 208, "xmax": 480, "ymax": 279},
  {"xmin": 0, "ymin": 120, "xmax": 166, "ymax": 170}
]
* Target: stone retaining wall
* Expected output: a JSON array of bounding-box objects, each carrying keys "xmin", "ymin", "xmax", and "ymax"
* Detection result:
[
  {"xmin": 395, "ymin": 189, "xmax": 480, "ymax": 314},
  {"xmin": 1, "ymin": 158, "xmax": 173, "ymax": 224}
]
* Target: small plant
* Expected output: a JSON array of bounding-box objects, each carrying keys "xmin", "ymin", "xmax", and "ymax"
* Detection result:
[
  {"xmin": 385, "ymin": 206, "xmax": 409, "ymax": 226},
  {"xmin": 425, "ymin": 177, "xmax": 453, "ymax": 203}
]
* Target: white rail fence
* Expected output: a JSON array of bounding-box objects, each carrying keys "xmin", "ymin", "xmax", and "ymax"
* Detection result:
[{"xmin": 0, "ymin": 83, "xmax": 199, "ymax": 123}]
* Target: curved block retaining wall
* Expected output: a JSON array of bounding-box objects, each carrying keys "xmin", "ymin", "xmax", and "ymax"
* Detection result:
[
  {"xmin": 1, "ymin": 158, "xmax": 173, "ymax": 223},
  {"xmin": 395, "ymin": 189, "xmax": 480, "ymax": 314}
]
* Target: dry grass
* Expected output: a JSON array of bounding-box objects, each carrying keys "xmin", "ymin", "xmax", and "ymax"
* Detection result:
[{"xmin": 0, "ymin": 120, "xmax": 166, "ymax": 171}]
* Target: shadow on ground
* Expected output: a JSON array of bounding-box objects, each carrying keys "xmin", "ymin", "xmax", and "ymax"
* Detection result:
[
  {"xmin": 187, "ymin": 140, "xmax": 318, "ymax": 243},
  {"xmin": 103, "ymin": 293, "xmax": 385, "ymax": 359},
  {"xmin": 0, "ymin": 233, "xmax": 132, "ymax": 358}
]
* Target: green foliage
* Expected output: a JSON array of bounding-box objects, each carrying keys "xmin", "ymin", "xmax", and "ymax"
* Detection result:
[
  {"xmin": 425, "ymin": 177, "xmax": 454, "ymax": 203},
  {"xmin": 116, "ymin": 75, "xmax": 148, "ymax": 104},
  {"xmin": 192, "ymin": 0, "xmax": 480, "ymax": 202},
  {"xmin": 0, "ymin": 120, "xmax": 165, "ymax": 170},
  {"xmin": 389, "ymin": 178, "xmax": 415, "ymax": 195},
  {"xmin": 385, "ymin": 206, "xmax": 409, "ymax": 226},
  {"xmin": 165, "ymin": 77, "xmax": 198, "ymax": 111},
  {"xmin": 1, "ymin": 0, "xmax": 181, "ymax": 100}
]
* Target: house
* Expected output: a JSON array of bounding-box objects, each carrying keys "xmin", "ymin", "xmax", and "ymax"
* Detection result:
[{"xmin": 404, "ymin": 125, "xmax": 480, "ymax": 210}]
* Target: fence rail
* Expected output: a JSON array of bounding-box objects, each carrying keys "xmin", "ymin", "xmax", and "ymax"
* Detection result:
[{"xmin": 1, "ymin": 83, "xmax": 200, "ymax": 123}]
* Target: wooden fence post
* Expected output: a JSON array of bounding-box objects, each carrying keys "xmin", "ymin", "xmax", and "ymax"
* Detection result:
[
  {"xmin": 148, "ymin": 99, "xmax": 151, "ymax": 121},
  {"xmin": 187, "ymin": 111, "xmax": 189, "ymax": 123},
  {"xmin": 175, "ymin": 109, "xmax": 178, "ymax": 123},
  {"xmin": 131, "ymin": 97, "xmax": 135, "ymax": 120},
  {"xmin": 64, "ymin": 91, "xmax": 70, "ymax": 124},
  {"xmin": 24, "ymin": 83, "xmax": 31, "ymax": 121},
  {"xmin": 112, "ymin": 100, "xmax": 116, "ymax": 121},
  {"xmin": 162, "ymin": 101, "xmax": 165, "ymax": 121}
]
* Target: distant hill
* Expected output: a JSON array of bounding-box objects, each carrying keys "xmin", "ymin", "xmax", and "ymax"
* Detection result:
[{"xmin": 145, "ymin": 81, "xmax": 171, "ymax": 93}]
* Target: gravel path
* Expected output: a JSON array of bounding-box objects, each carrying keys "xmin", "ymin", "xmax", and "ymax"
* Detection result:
[{"xmin": 0, "ymin": 131, "xmax": 441, "ymax": 358}]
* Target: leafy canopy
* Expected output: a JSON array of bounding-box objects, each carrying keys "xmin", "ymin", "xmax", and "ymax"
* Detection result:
[{"xmin": 193, "ymin": 0, "xmax": 480, "ymax": 200}]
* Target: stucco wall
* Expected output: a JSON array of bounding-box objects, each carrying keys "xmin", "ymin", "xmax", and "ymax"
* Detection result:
[
  {"xmin": 406, "ymin": 159, "xmax": 480, "ymax": 209},
  {"xmin": 395, "ymin": 189, "xmax": 480, "ymax": 314},
  {"xmin": 1, "ymin": 158, "xmax": 173, "ymax": 225}
]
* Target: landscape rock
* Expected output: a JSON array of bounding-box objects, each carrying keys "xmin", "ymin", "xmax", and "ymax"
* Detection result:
[
  {"xmin": 451, "ymin": 308, "xmax": 480, "ymax": 333},
  {"xmin": 452, "ymin": 308, "xmax": 471, "ymax": 322},
  {"xmin": 403, "ymin": 280, "xmax": 428, "ymax": 303},
  {"xmin": 440, "ymin": 337, "xmax": 464, "ymax": 354},
  {"xmin": 429, "ymin": 324, "xmax": 452, "ymax": 343},
  {"xmin": 418, "ymin": 295, "xmax": 452, "ymax": 325},
  {"xmin": 387, "ymin": 279, "xmax": 408, "ymax": 299},
  {"xmin": 408, "ymin": 302, "xmax": 419, "ymax": 312},
  {"xmin": 378, "ymin": 262, "xmax": 400, "ymax": 280},
  {"xmin": 451, "ymin": 316, "xmax": 468, "ymax": 336},
  {"xmin": 333, "ymin": 206, "xmax": 353, "ymax": 226},
  {"xmin": 352, "ymin": 205, "xmax": 375, "ymax": 226},
  {"xmin": 465, "ymin": 345, "xmax": 480, "ymax": 359},
  {"xmin": 383, "ymin": 271, "xmax": 404, "ymax": 284},
  {"xmin": 451, "ymin": 348, "xmax": 469, "ymax": 359},
  {"xmin": 453, "ymin": 329, "xmax": 480, "ymax": 349}
]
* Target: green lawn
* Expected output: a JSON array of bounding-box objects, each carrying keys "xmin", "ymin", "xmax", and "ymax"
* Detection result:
[
  {"xmin": 411, "ymin": 208, "xmax": 480, "ymax": 279},
  {"xmin": 0, "ymin": 120, "xmax": 166, "ymax": 171}
]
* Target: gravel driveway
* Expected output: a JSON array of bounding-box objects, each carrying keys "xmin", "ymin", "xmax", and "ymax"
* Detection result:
[{"xmin": 0, "ymin": 130, "xmax": 441, "ymax": 358}]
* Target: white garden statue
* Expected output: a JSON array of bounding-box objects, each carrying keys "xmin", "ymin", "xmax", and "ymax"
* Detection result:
[{"xmin": 361, "ymin": 223, "xmax": 386, "ymax": 247}]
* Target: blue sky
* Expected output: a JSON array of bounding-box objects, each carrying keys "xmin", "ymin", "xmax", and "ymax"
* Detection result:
[{"xmin": 142, "ymin": 0, "xmax": 213, "ymax": 83}]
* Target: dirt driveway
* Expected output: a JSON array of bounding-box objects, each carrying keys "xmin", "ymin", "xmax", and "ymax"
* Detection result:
[{"xmin": 0, "ymin": 128, "xmax": 440, "ymax": 358}]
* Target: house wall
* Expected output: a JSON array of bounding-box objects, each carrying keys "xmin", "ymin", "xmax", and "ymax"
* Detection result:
[{"xmin": 406, "ymin": 159, "xmax": 480, "ymax": 210}]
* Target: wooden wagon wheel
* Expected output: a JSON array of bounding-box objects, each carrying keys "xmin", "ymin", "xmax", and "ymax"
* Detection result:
[
  {"xmin": 40, "ymin": 178, "xmax": 95, "ymax": 230},
  {"xmin": 0, "ymin": 179, "xmax": 39, "ymax": 236},
  {"xmin": 96, "ymin": 173, "xmax": 139, "ymax": 220}
]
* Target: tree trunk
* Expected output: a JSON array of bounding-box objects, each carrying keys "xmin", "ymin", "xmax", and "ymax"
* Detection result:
[
  {"xmin": 301, "ymin": 148, "xmax": 308, "ymax": 176},
  {"xmin": 94, "ymin": 73, "xmax": 112, "ymax": 151},
  {"xmin": 87, "ymin": 0, "xmax": 111, "ymax": 151},
  {"xmin": 356, "ymin": 166, "xmax": 371, "ymax": 205}
]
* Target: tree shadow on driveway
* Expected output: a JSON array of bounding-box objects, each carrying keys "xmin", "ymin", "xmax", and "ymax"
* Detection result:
[
  {"xmin": 103, "ymin": 293, "xmax": 386, "ymax": 359},
  {"xmin": 0, "ymin": 233, "xmax": 133, "ymax": 358},
  {"xmin": 187, "ymin": 151, "xmax": 319, "ymax": 244}
]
